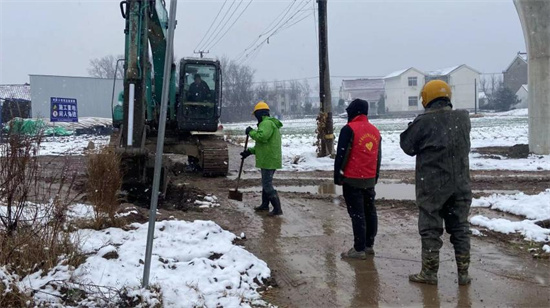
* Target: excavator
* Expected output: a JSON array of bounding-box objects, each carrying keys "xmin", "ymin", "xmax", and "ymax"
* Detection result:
[{"xmin": 112, "ymin": 0, "xmax": 228, "ymax": 192}]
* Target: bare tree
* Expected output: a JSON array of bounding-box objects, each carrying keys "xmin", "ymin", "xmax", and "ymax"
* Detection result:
[
  {"xmin": 255, "ymin": 81, "xmax": 270, "ymax": 102},
  {"xmin": 220, "ymin": 57, "xmax": 255, "ymax": 122},
  {"xmin": 88, "ymin": 55, "xmax": 124, "ymax": 79}
]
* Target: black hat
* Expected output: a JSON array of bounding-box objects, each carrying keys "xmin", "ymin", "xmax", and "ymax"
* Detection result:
[
  {"xmin": 194, "ymin": 74, "xmax": 201, "ymax": 79},
  {"xmin": 346, "ymin": 99, "xmax": 369, "ymax": 119}
]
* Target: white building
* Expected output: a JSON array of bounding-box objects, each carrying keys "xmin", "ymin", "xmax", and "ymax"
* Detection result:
[
  {"xmin": 425, "ymin": 65, "xmax": 481, "ymax": 110},
  {"xmin": 515, "ymin": 84, "xmax": 528, "ymax": 109},
  {"xmin": 383, "ymin": 67, "xmax": 425, "ymax": 112}
]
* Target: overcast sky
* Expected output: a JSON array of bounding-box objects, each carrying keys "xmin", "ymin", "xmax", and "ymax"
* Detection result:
[{"xmin": 1, "ymin": 0, "xmax": 525, "ymax": 86}]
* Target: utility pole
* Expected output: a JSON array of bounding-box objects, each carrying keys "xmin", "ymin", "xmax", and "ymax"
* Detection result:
[
  {"xmin": 317, "ymin": 0, "xmax": 333, "ymax": 157},
  {"xmin": 194, "ymin": 50, "xmax": 209, "ymax": 58}
]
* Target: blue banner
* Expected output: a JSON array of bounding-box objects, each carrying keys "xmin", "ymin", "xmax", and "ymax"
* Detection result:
[{"xmin": 50, "ymin": 97, "xmax": 78, "ymax": 122}]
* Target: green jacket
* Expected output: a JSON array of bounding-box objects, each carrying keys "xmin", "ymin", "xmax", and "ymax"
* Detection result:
[{"xmin": 248, "ymin": 116, "xmax": 283, "ymax": 170}]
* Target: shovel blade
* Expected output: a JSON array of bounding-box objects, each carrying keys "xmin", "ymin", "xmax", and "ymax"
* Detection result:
[{"xmin": 228, "ymin": 189, "xmax": 243, "ymax": 201}]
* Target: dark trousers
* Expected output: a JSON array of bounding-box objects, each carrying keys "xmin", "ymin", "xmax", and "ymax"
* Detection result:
[
  {"xmin": 343, "ymin": 184, "xmax": 378, "ymax": 251},
  {"xmin": 261, "ymin": 169, "xmax": 277, "ymax": 197},
  {"xmin": 418, "ymin": 193, "xmax": 471, "ymax": 256}
]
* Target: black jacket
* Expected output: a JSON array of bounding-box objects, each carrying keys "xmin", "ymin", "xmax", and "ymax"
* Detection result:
[
  {"xmin": 400, "ymin": 99, "xmax": 472, "ymax": 203},
  {"xmin": 188, "ymin": 81, "xmax": 211, "ymax": 102}
]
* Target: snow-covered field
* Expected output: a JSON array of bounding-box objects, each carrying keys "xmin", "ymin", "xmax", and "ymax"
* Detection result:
[{"xmin": 224, "ymin": 109, "xmax": 550, "ymax": 172}]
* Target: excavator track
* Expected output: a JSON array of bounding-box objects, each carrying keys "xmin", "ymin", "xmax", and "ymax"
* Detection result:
[{"xmin": 198, "ymin": 136, "xmax": 228, "ymax": 176}]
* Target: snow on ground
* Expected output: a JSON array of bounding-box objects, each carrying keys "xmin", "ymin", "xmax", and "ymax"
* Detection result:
[
  {"xmin": 224, "ymin": 110, "xmax": 549, "ymax": 172},
  {"xmin": 472, "ymin": 189, "xmax": 550, "ymax": 220},
  {"xmin": 20, "ymin": 220, "xmax": 271, "ymax": 308},
  {"xmin": 470, "ymin": 190, "xmax": 550, "ymax": 242},
  {"xmin": 39, "ymin": 135, "xmax": 110, "ymax": 156},
  {"xmin": 469, "ymin": 216, "xmax": 550, "ymax": 242}
]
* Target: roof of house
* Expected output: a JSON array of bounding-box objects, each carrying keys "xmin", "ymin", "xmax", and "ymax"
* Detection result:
[
  {"xmin": 383, "ymin": 67, "xmax": 425, "ymax": 79},
  {"xmin": 504, "ymin": 52, "xmax": 528, "ymax": 72},
  {"xmin": 341, "ymin": 78, "xmax": 384, "ymax": 91},
  {"xmin": 518, "ymin": 84, "xmax": 528, "ymax": 93},
  {"xmin": 427, "ymin": 64, "xmax": 481, "ymax": 76},
  {"xmin": 0, "ymin": 84, "xmax": 31, "ymax": 101},
  {"xmin": 341, "ymin": 78, "xmax": 384, "ymax": 103}
]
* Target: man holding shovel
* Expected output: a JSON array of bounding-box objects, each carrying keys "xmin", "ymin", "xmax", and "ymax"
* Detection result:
[{"xmin": 240, "ymin": 101, "xmax": 284, "ymax": 216}]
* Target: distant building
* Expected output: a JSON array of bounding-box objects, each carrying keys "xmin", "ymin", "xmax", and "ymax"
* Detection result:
[
  {"xmin": 503, "ymin": 52, "xmax": 528, "ymax": 94},
  {"xmin": 29, "ymin": 74, "xmax": 123, "ymax": 119},
  {"xmin": 339, "ymin": 78, "xmax": 385, "ymax": 113},
  {"xmin": 0, "ymin": 83, "xmax": 32, "ymax": 124},
  {"xmin": 383, "ymin": 67, "xmax": 425, "ymax": 112},
  {"xmin": 515, "ymin": 84, "xmax": 528, "ymax": 109},
  {"xmin": 382, "ymin": 64, "xmax": 480, "ymax": 113},
  {"xmin": 426, "ymin": 65, "xmax": 480, "ymax": 110}
]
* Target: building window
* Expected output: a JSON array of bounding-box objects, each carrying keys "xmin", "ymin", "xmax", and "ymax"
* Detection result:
[
  {"xmin": 408, "ymin": 96, "xmax": 418, "ymax": 106},
  {"xmin": 408, "ymin": 77, "xmax": 417, "ymax": 87}
]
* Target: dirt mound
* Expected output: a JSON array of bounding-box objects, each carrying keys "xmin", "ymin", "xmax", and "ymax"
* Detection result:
[{"xmin": 474, "ymin": 144, "xmax": 530, "ymax": 159}]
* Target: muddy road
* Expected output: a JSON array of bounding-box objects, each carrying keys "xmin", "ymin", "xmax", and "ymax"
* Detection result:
[
  {"xmin": 175, "ymin": 144, "xmax": 550, "ymax": 307},
  {"xmin": 42, "ymin": 142, "xmax": 550, "ymax": 307}
]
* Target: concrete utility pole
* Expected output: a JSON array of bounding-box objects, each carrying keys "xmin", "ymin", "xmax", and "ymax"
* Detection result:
[
  {"xmin": 514, "ymin": 0, "xmax": 550, "ymax": 155},
  {"xmin": 317, "ymin": 0, "xmax": 334, "ymax": 157}
]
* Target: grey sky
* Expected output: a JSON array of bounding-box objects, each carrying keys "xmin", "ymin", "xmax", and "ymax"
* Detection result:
[{"xmin": 1, "ymin": 0, "xmax": 525, "ymax": 86}]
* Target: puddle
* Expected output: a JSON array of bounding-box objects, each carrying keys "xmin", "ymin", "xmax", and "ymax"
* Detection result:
[
  {"xmin": 472, "ymin": 189, "xmax": 521, "ymax": 195},
  {"xmin": 240, "ymin": 183, "xmax": 416, "ymax": 200}
]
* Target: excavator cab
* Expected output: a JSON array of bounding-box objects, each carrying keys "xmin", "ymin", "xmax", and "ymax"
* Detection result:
[{"xmin": 177, "ymin": 58, "xmax": 222, "ymax": 133}]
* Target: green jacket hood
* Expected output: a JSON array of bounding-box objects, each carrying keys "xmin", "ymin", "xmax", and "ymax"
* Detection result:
[{"xmin": 263, "ymin": 116, "xmax": 283, "ymax": 129}]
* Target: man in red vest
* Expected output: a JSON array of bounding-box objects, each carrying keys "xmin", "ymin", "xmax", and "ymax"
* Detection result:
[{"xmin": 334, "ymin": 99, "xmax": 382, "ymax": 259}]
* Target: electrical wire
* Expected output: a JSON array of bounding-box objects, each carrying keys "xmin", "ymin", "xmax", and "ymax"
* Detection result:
[
  {"xmin": 204, "ymin": 0, "xmax": 255, "ymax": 51},
  {"xmin": 197, "ymin": 0, "xmax": 237, "ymax": 51},
  {"xmin": 201, "ymin": 0, "xmax": 245, "ymax": 51},
  {"xmin": 239, "ymin": 0, "xmax": 313, "ymax": 64},
  {"xmin": 234, "ymin": 0, "xmax": 297, "ymax": 62},
  {"xmin": 194, "ymin": 0, "xmax": 228, "ymax": 52}
]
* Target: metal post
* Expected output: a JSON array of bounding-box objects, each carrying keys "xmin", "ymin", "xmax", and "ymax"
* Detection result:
[
  {"xmin": 142, "ymin": 0, "xmax": 177, "ymax": 289},
  {"xmin": 317, "ymin": 0, "xmax": 333, "ymax": 157},
  {"xmin": 474, "ymin": 78, "xmax": 477, "ymax": 114}
]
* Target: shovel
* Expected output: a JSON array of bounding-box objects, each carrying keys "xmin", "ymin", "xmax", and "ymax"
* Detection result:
[{"xmin": 229, "ymin": 134, "xmax": 249, "ymax": 201}]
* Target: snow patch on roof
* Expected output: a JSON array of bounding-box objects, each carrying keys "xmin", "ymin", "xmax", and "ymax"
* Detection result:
[
  {"xmin": 0, "ymin": 84, "xmax": 31, "ymax": 101},
  {"xmin": 384, "ymin": 68, "xmax": 409, "ymax": 79},
  {"xmin": 427, "ymin": 65, "xmax": 461, "ymax": 76}
]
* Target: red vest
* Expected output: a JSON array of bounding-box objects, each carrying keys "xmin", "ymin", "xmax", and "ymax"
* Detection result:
[{"xmin": 343, "ymin": 115, "xmax": 380, "ymax": 179}]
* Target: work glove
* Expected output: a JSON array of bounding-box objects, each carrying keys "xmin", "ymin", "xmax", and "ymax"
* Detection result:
[
  {"xmin": 245, "ymin": 126, "xmax": 253, "ymax": 136},
  {"xmin": 240, "ymin": 149, "xmax": 252, "ymax": 159}
]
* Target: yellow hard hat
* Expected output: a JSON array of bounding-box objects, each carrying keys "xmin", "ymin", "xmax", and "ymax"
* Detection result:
[
  {"xmin": 420, "ymin": 80, "xmax": 452, "ymax": 107},
  {"xmin": 253, "ymin": 101, "xmax": 270, "ymax": 114}
]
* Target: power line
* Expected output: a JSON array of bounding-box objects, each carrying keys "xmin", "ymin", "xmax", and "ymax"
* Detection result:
[
  {"xmin": 205, "ymin": 0, "xmax": 255, "ymax": 51},
  {"xmin": 239, "ymin": 0, "xmax": 313, "ymax": 64},
  {"xmin": 234, "ymin": 1, "xmax": 297, "ymax": 62},
  {"xmin": 201, "ymin": 0, "xmax": 245, "ymax": 51},
  {"xmin": 198, "ymin": 0, "xmax": 237, "ymax": 51},
  {"xmin": 194, "ymin": 0, "xmax": 228, "ymax": 52}
]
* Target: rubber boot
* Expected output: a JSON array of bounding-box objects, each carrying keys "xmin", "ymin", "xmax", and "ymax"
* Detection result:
[
  {"xmin": 254, "ymin": 190, "xmax": 269, "ymax": 212},
  {"xmin": 456, "ymin": 254, "xmax": 472, "ymax": 285},
  {"xmin": 268, "ymin": 193, "xmax": 283, "ymax": 216},
  {"xmin": 409, "ymin": 251, "xmax": 439, "ymax": 285}
]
